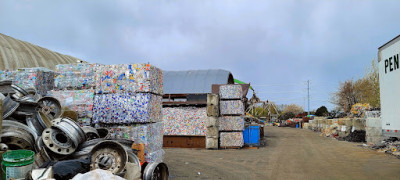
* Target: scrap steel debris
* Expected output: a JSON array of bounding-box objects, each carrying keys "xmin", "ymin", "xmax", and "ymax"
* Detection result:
[
  {"xmin": 0, "ymin": 64, "xmax": 169, "ymax": 180},
  {"xmin": 373, "ymin": 137, "xmax": 400, "ymax": 158}
]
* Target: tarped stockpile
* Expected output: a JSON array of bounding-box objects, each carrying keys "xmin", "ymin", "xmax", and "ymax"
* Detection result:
[
  {"xmin": 108, "ymin": 122, "xmax": 165, "ymax": 162},
  {"xmin": 0, "ymin": 70, "xmax": 17, "ymax": 80},
  {"xmin": 54, "ymin": 63, "xmax": 103, "ymax": 90},
  {"xmin": 163, "ymin": 107, "xmax": 207, "ymax": 136},
  {"xmin": 220, "ymin": 132, "xmax": 244, "ymax": 147},
  {"xmin": 220, "ymin": 100, "xmax": 244, "ymax": 115},
  {"xmin": 48, "ymin": 90, "xmax": 95, "ymax": 126},
  {"xmin": 219, "ymin": 85, "xmax": 242, "ymax": 99},
  {"xmin": 219, "ymin": 116, "xmax": 244, "ymax": 131},
  {"xmin": 95, "ymin": 64, "xmax": 163, "ymax": 95},
  {"xmin": 13, "ymin": 67, "xmax": 55, "ymax": 96},
  {"xmin": 92, "ymin": 93, "xmax": 162, "ymax": 124}
]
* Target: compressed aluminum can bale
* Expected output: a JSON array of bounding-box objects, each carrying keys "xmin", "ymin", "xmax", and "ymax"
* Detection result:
[
  {"xmin": 107, "ymin": 122, "xmax": 164, "ymax": 162},
  {"xmin": 206, "ymin": 126, "xmax": 219, "ymax": 138},
  {"xmin": 218, "ymin": 116, "xmax": 244, "ymax": 131},
  {"xmin": 206, "ymin": 137, "xmax": 218, "ymax": 149},
  {"xmin": 0, "ymin": 70, "xmax": 17, "ymax": 80},
  {"xmin": 207, "ymin": 93, "xmax": 219, "ymax": 105},
  {"xmin": 206, "ymin": 105, "xmax": 219, "ymax": 117},
  {"xmin": 13, "ymin": 67, "xmax": 55, "ymax": 96},
  {"xmin": 47, "ymin": 90, "xmax": 95, "ymax": 126},
  {"xmin": 206, "ymin": 116, "xmax": 218, "ymax": 128},
  {"xmin": 163, "ymin": 107, "xmax": 206, "ymax": 136},
  {"xmin": 220, "ymin": 132, "xmax": 244, "ymax": 147},
  {"xmin": 145, "ymin": 149, "xmax": 165, "ymax": 163},
  {"xmin": 54, "ymin": 63, "xmax": 103, "ymax": 90},
  {"xmin": 92, "ymin": 93, "xmax": 162, "ymax": 124},
  {"xmin": 219, "ymin": 85, "xmax": 242, "ymax": 99},
  {"xmin": 95, "ymin": 64, "xmax": 163, "ymax": 95},
  {"xmin": 220, "ymin": 100, "xmax": 244, "ymax": 115}
]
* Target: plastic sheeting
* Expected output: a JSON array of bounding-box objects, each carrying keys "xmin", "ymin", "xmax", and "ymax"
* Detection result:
[
  {"xmin": 54, "ymin": 63, "xmax": 103, "ymax": 90},
  {"xmin": 220, "ymin": 100, "xmax": 244, "ymax": 115},
  {"xmin": 47, "ymin": 90, "xmax": 95, "ymax": 126},
  {"xmin": 219, "ymin": 116, "xmax": 244, "ymax": 131},
  {"xmin": 219, "ymin": 85, "xmax": 242, "ymax": 99},
  {"xmin": 92, "ymin": 93, "xmax": 162, "ymax": 124},
  {"xmin": 163, "ymin": 107, "xmax": 207, "ymax": 136},
  {"xmin": 13, "ymin": 67, "xmax": 55, "ymax": 96},
  {"xmin": 220, "ymin": 132, "xmax": 244, "ymax": 147},
  {"xmin": 107, "ymin": 122, "xmax": 164, "ymax": 162},
  {"xmin": 95, "ymin": 64, "xmax": 163, "ymax": 95}
]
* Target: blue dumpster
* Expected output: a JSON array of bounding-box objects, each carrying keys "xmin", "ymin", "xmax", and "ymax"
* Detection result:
[{"xmin": 243, "ymin": 125, "xmax": 260, "ymax": 147}]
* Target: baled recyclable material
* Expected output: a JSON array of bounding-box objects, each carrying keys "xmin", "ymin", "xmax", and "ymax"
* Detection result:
[
  {"xmin": 220, "ymin": 100, "xmax": 244, "ymax": 115},
  {"xmin": 107, "ymin": 122, "xmax": 164, "ymax": 162},
  {"xmin": 219, "ymin": 116, "xmax": 244, "ymax": 131},
  {"xmin": 220, "ymin": 132, "xmax": 244, "ymax": 147},
  {"xmin": 163, "ymin": 107, "xmax": 207, "ymax": 136},
  {"xmin": 92, "ymin": 93, "xmax": 162, "ymax": 124},
  {"xmin": 0, "ymin": 70, "xmax": 17, "ymax": 80},
  {"xmin": 13, "ymin": 67, "xmax": 55, "ymax": 96},
  {"xmin": 54, "ymin": 63, "xmax": 103, "ymax": 90},
  {"xmin": 47, "ymin": 90, "xmax": 95, "ymax": 126},
  {"xmin": 219, "ymin": 85, "xmax": 242, "ymax": 99},
  {"xmin": 95, "ymin": 64, "xmax": 163, "ymax": 95}
]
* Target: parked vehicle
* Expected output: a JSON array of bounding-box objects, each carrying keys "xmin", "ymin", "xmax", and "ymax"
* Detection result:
[{"xmin": 378, "ymin": 35, "xmax": 400, "ymax": 138}]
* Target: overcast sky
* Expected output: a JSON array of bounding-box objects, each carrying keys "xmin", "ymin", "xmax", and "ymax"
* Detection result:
[{"xmin": 1, "ymin": 0, "xmax": 399, "ymax": 111}]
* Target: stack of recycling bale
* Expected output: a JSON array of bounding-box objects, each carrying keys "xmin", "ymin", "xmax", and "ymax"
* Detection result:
[
  {"xmin": 13, "ymin": 67, "xmax": 55, "ymax": 96},
  {"xmin": 218, "ymin": 85, "xmax": 244, "ymax": 148},
  {"xmin": 48, "ymin": 63, "xmax": 102, "ymax": 126},
  {"xmin": 163, "ymin": 107, "xmax": 207, "ymax": 136},
  {"xmin": 92, "ymin": 63, "xmax": 164, "ymax": 162},
  {"xmin": 0, "ymin": 69, "xmax": 17, "ymax": 80},
  {"xmin": 206, "ymin": 93, "xmax": 219, "ymax": 149}
]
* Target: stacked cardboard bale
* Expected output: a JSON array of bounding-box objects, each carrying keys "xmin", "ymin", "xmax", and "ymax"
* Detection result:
[
  {"xmin": 218, "ymin": 85, "xmax": 244, "ymax": 148},
  {"xmin": 13, "ymin": 67, "xmax": 55, "ymax": 96},
  {"xmin": 48, "ymin": 63, "xmax": 102, "ymax": 126},
  {"xmin": 92, "ymin": 63, "xmax": 164, "ymax": 162},
  {"xmin": 206, "ymin": 93, "xmax": 219, "ymax": 149}
]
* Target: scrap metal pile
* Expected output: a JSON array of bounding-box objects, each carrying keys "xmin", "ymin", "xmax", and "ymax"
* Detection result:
[
  {"xmin": 374, "ymin": 137, "xmax": 400, "ymax": 157},
  {"xmin": 0, "ymin": 63, "xmax": 168, "ymax": 179}
]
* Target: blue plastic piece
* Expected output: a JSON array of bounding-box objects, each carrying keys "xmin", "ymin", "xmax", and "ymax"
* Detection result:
[{"xmin": 243, "ymin": 125, "xmax": 260, "ymax": 147}]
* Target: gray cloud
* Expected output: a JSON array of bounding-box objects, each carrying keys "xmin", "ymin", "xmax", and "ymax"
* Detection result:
[{"xmin": 1, "ymin": 0, "xmax": 399, "ymax": 110}]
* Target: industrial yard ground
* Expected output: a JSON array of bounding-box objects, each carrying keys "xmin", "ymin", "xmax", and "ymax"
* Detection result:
[{"xmin": 164, "ymin": 126, "xmax": 400, "ymax": 180}]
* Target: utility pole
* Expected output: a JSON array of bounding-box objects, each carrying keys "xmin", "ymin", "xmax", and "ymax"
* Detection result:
[{"xmin": 307, "ymin": 80, "xmax": 310, "ymax": 115}]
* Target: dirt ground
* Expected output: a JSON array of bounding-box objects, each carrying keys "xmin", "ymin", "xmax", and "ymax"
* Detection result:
[{"xmin": 164, "ymin": 126, "xmax": 400, "ymax": 180}]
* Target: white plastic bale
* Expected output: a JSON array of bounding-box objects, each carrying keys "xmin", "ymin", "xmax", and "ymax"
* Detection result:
[
  {"xmin": 108, "ymin": 122, "xmax": 164, "ymax": 159},
  {"xmin": 47, "ymin": 90, "xmax": 95, "ymax": 126},
  {"xmin": 54, "ymin": 63, "xmax": 103, "ymax": 90},
  {"xmin": 13, "ymin": 67, "xmax": 55, "ymax": 96}
]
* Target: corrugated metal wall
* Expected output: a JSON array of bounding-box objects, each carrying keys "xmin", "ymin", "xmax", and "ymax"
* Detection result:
[{"xmin": 0, "ymin": 33, "xmax": 86, "ymax": 70}]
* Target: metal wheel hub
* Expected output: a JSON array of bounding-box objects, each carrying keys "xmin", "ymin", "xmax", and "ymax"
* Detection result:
[
  {"xmin": 53, "ymin": 118, "xmax": 86, "ymax": 147},
  {"xmin": 42, "ymin": 127, "xmax": 76, "ymax": 155},
  {"xmin": 90, "ymin": 141, "xmax": 128, "ymax": 174},
  {"xmin": 37, "ymin": 97, "xmax": 62, "ymax": 120}
]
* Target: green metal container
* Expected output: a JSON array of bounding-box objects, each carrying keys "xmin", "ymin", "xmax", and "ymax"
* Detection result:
[{"xmin": 2, "ymin": 150, "xmax": 35, "ymax": 180}]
